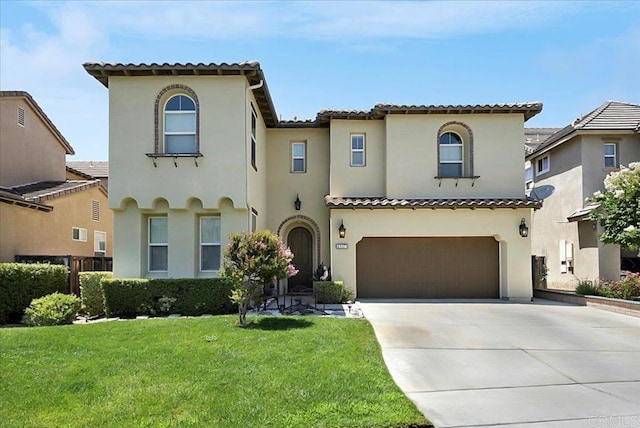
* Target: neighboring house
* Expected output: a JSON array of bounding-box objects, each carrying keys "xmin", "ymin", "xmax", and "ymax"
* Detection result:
[
  {"xmin": 67, "ymin": 161, "xmax": 109, "ymax": 189},
  {"xmin": 84, "ymin": 61, "xmax": 542, "ymax": 301},
  {"xmin": 524, "ymin": 128, "xmax": 561, "ymax": 192},
  {"xmin": 0, "ymin": 91, "xmax": 113, "ymax": 263},
  {"xmin": 527, "ymin": 101, "xmax": 640, "ymax": 289}
]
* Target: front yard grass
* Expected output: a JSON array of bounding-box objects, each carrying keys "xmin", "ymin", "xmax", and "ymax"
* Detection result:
[{"xmin": 0, "ymin": 316, "xmax": 430, "ymax": 428}]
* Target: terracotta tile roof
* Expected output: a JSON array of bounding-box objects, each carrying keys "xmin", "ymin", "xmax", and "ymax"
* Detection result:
[
  {"xmin": 324, "ymin": 196, "xmax": 542, "ymax": 209},
  {"xmin": 528, "ymin": 101, "xmax": 640, "ymax": 159},
  {"xmin": 0, "ymin": 91, "xmax": 74, "ymax": 154},
  {"xmin": 83, "ymin": 61, "xmax": 278, "ymax": 127},
  {"xmin": 8, "ymin": 180, "xmax": 103, "ymax": 203},
  {"xmin": 372, "ymin": 102, "xmax": 543, "ymax": 121},
  {"xmin": 66, "ymin": 161, "xmax": 109, "ymax": 178}
]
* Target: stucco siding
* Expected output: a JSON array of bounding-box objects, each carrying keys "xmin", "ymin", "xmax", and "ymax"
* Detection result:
[
  {"xmin": 247, "ymin": 89, "xmax": 268, "ymax": 230},
  {"xmin": 266, "ymin": 128, "xmax": 331, "ymax": 267},
  {"xmin": 0, "ymin": 187, "xmax": 113, "ymax": 261},
  {"xmin": 108, "ymin": 76, "xmax": 247, "ymax": 210},
  {"xmin": 329, "ymin": 120, "xmax": 385, "ymax": 196},
  {"xmin": 385, "ymin": 114, "xmax": 526, "ymax": 198},
  {"xmin": 0, "ymin": 98, "xmax": 66, "ymax": 187}
]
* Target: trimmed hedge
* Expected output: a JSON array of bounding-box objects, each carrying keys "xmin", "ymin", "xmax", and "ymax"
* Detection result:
[
  {"xmin": 314, "ymin": 281, "xmax": 353, "ymax": 304},
  {"xmin": 101, "ymin": 278, "xmax": 237, "ymax": 318},
  {"xmin": 23, "ymin": 292, "xmax": 81, "ymax": 326},
  {"xmin": 79, "ymin": 272, "xmax": 113, "ymax": 316},
  {"xmin": 0, "ymin": 263, "xmax": 69, "ymax": 324}
]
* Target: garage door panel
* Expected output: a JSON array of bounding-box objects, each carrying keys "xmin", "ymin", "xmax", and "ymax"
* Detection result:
[{"xmin": 356, "ymin": 237, "xmax": 499, "ymax": 298}]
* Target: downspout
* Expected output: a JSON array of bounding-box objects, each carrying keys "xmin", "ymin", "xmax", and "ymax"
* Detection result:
[{"xmin": 245, "ymin": 80, "xmax": 264, "ymax": 229}]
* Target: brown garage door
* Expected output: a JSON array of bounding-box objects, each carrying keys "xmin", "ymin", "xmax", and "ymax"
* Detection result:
[{"xmin": 356, "ymin": 237, "xmax": 499, "ymax": 298}]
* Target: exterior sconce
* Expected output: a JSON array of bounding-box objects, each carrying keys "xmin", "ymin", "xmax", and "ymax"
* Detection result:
[
  {"xmin": 338, "ymin": 221, "xmax": 346, "ymax": 239},
  {"xmin": 294, "ymin": 194, "xmax": 301, "ymax": 211},
  {"xmin": 519, "ymin": 218, "xmax": 529, "ymax": 238}
]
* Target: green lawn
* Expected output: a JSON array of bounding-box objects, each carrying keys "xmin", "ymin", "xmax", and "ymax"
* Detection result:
[{"xmin": 0, "ymin": 316, "xmax": 430, "ymax": 428}]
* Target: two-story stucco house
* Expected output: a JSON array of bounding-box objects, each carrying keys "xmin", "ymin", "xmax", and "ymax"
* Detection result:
[
  {"xmin": 84, "ymin": 61, "xmax": 542, "ymax": 301},
  {"xmin": 527, "ymin": 101, "xmax": 640, "ymax": 289},
  {"xmin": 0, "ymin": 91, "xmax": 113, "ymax": 263}
]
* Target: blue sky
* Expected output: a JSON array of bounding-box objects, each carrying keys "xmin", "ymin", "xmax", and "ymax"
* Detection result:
[{"xmin": 1, "ymin": 1, "xmax": 639, "ymax": 160}]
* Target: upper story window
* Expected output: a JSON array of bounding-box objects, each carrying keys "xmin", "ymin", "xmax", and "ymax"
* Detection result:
[
  {"xmin": 291, "ymin": 142, "xmax": 306, "ymax": 173},
  {"xmin": 149, "ymin": 217, "xmax": 168, "ymax": 272},
  {"xmin": 436, "ymin": 122, "xmax": 474, "ymax": 178},
  {"xmin": 17, "ymin": 107, "xmax": 25, "ymax": 127},
  {"xmin": 604, "ymin": 143, "xmax": 617, "ymax": 168},
  {"xmin": 251, "ymin": 104, "xmax": 257, "ymax": 171},
  {"xmin": 439, "ymin": 132, "xmax": 463, "ymax": 177},
  {"xmin": 72, "ymin": 227, "xmax": 88, "ymax": 242},
  {"xmin": 164, "ymin": 95, "xmax": 196, "ymax": 154},
  {"xmin": 351, "ymin": 134, "xmax": 366, "ymax": 167},
  {"xmin": 536, "ymin": 155, "xmax": 550, "ymax": 176},
  {"xmin": 525, "ymin": 164, "xmax": 534, "ymax": 191}
]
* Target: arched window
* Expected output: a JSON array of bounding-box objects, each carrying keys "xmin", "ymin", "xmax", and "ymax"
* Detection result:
[
  {"xmin": 439, "ymin": 131, "xmax": 463, "ymax": 177},
  {"xmin": 164, "ymin": 94, "xmax": 196, "ymax": 154}
]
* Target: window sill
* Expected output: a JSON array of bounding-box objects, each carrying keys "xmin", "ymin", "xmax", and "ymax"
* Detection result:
[
  {"xmin": 146, "ymin": 152, "xmax": 203, "ymax": 167},
  {"xmin": 603, "ymin": 167, "xmax": 620, "ymax": 173},
  {"xmin": 434, "ymin": 175, "xmax": 480, "ymax": 187}
]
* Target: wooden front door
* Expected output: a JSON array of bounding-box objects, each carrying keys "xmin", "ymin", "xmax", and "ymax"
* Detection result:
[{"xmin": 287, "ymin": 227, "xmax": 313, "ymax": 292}]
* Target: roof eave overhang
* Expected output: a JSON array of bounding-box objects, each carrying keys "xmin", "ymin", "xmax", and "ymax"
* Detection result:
[
  {"xmin": 0, "ymin": 196, "xmax": 53, "ymax": 212},
  {"xmin": 526, "ymin": 128, "xmax": 637, "ymax": 160}
]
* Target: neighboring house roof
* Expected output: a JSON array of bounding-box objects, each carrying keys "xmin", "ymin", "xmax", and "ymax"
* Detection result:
[
  {"xmin": 83, "ymin": 61, "xmax": 279, "ymax": 127},
  {"xmin": 524, "ymin": 127, "xmax": 562, "ymax": 155},
  {"xmin": 0, "ymin": 91, "xmax": 75, "ymax": 155},
  {"xmin": 0, "ymin": 180, "xmax": 104, "ymax": 212},
  {"xmin": 527, "ymin": 101, "xmax": 640, "ymax": 159},
  {"xmin": 325, "ymin": 196, "xmax": 542, "ymax": 209},
  {"xmin": 66, "ymin": 161, "xmax": 109, "ymax": 178},
  {"xmin": 567, "ymin": 203, "xmax": 600, "ymax": 222}
]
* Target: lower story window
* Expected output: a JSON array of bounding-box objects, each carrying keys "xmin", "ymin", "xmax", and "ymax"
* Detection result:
[
  {"xmin": 72, "ymin": 227, "xmax": 87, "ymax": 242},
  {"xmin": 149, "ymin": 217, "xmax": 168, "ymax": 271},
  {"xmin": 200, "ymin": 216, "xmax": 221, "ymax": 271},
  {"xmin": 94, "ymin": 231, "xmax": 107, "ymax": 256}
]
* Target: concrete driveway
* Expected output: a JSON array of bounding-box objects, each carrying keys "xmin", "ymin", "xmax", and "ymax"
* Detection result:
[{"xmin": 359, "ymin": 299, "xmax": 640, "ymax": 428}]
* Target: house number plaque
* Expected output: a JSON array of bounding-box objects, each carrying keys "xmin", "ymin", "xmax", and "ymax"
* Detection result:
[{"xmin": 335, "ymin": 243, "xmax": 349, "ymax": 249}]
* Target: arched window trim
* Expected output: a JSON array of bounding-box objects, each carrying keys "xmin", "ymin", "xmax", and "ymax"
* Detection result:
[
  {"xmin": 154, "ymin": 84, "xmax": 200, "ymax": 154},
  {"xmin": 436, "ymin": 121, "xmax": 476, "ymax": 179},
  {"xmin": 163, "ymin": 94, "xmax": 196, "ymax": 154}
]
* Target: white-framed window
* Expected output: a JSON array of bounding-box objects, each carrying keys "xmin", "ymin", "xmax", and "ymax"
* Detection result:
[
  {"xmin": 291, "ymin": 142, "xmax": 306, "ymax": 173},
  {"xmin": 536, "ymin": 155, "xmax": 550, "ymax": 176},
  {"xmin": 200, "ymin": 216, "xmax": 221, "ymax": 272},
  {"xmin": 164, "ymin": 94, "xmax": 196, "ymax": 154},
  {"xmin": 91, "ymin": 200, "xmax": 100, "ymax": 221},
  {"xmin": 251, "ymin": 104, "xmax": 257, "ymax": 171},
  {"xmin": 438, "ymin": 131, "xmax": 463, "ymax": 177},
  {"xmin": 604, "ymin": 143, "xmax": 617, "ymax": 168},
  {"xmin": 525, "ymin": 165, "xmax": 534, "ymax": 191},
  {"xmin": 251, "ymin": 208, "xmax": 258, "ymax": 233},
  {"xmin": 17, "ymin": 107, "xmax": 25, "ymax": 127},
  {"xmin": 149, "ymin": 217, "xmax": 168, "ymax": 272},
  {"xmin": 72, "ymin": 227, "xmax": 88, "ymax": 242},
  {"xmin": 351, "ymin": 134, "xmax": 365, "ymax": 167},
  {"xmin": 94, "ymin": 231, "xmax": 107, "ymax": 255}
]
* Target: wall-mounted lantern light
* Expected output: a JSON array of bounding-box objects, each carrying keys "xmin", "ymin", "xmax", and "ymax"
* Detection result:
[
  {"xmin": 519, "ymin": 218, "xmax": 529, "ymax": 238},
  {"xmin": 338, "ymin": 220, "xmax": 346, "ymax": 239},
  {"xmin": 294, "ymin": 194, "xmax": 301, "ymax": 211}
]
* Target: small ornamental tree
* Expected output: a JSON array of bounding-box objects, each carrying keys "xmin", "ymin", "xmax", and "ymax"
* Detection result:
[
  {"xmin": 222, "ymin": 231, "xmax": 298, "ymax": 326},
  {"xmin": 590, "ymin": 162, "xmax": 640, "ymax": 249}
]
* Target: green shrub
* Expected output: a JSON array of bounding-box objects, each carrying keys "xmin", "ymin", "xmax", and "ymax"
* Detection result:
[
  {"xmin": 0, "ymin": 263, "xmax": 68, "ymax": 324},
  {"xmin": 575, "ymin": 280, "xmax": 605, "ymax": 296},
  {"xmin": 600, "ymin": 273, "xmax": 640, "ymax": 300},
  {"xmin": 22, "ymin": 292, "xmax": 81, "ymax": 326},
  {"xmin": 101, "ymin": 278, "xmax": 237, "ymax": 318},
  {"xmin": 79, "ymin": 272, "xmax": 113, "ymax": 316},
  {"xmin": 314, "ymin": 281, "xmax": 353, "ymax": 304}
]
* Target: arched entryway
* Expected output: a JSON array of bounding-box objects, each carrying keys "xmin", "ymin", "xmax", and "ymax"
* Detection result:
[{"xmin": 287, "ymin": 227, "xmax": 313, "ymax": 292}]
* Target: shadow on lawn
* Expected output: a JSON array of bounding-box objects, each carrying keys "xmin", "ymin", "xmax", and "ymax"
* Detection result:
[{"xmin": 245, "ymin": 317, "xmax": 314, "ymax": 331}]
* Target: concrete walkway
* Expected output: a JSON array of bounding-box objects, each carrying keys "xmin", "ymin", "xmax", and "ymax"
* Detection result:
[{"xmin": 359, "ymin": 299, "xmax": 640, "ymax": 428}]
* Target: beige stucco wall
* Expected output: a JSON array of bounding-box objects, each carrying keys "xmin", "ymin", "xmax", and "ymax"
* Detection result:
[
  {"xmin": 385, "ymin": 114, "xmax": 526, "ymax": 198},
  {"xmin": 0, "ymin": 186, "xmax": 113, "ymax": 261},
  {"xmin": 266, "ymin": 128, "xmax": 331, "ymax": 270},
  {"xmin": 0, "ymin": 97, "xmax": 67, "ymax": 187},
  {"xmin": 112, "ymin": 198, "xmax": 245, "ymax": 278},
  {"xmin": 108, "ymin": 75, "xmax": 247, "ymax": 210},
  {"xmin": 329, "ymin": 120, "xmax": 385, "ymax": 196},
  {"xmin": 246, "ymin": 89, "xmax": 268, "ymax": 230},
  {"xmin": 329, "ymin": 208, "xmax": 533, "ymax": 301}
]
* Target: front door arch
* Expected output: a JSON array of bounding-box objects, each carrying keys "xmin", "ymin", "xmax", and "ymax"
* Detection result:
[{"xmin": 287, "ymin": 227, "xmax": 313, "ymax": 292}]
